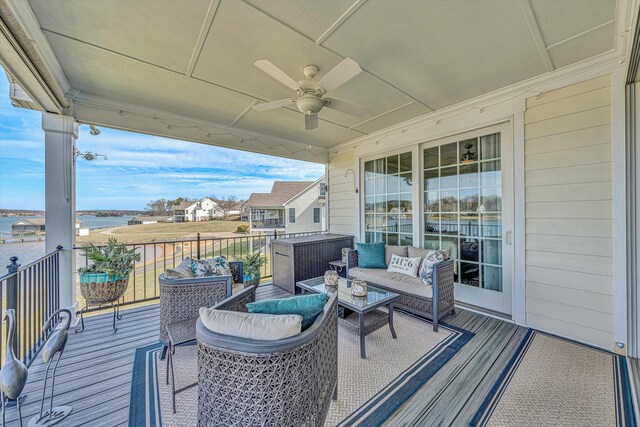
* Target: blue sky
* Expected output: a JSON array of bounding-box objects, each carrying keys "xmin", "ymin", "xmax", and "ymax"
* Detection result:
[{"xmin": 0, "ymin": 77, "xmax": 324, "ymax": 211}]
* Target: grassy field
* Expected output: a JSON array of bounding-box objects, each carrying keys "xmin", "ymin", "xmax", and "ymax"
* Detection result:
[{"xmin": 76, "ymin": 219, "xmax": 250, "ymax": 244}]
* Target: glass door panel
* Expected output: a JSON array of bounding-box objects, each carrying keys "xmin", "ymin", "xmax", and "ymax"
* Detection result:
[
  {"xmin": 423, "ymin": 132, "xmax": 503, "ymax": 293},
  {"xmin": 363, "ymin": 152, "xmax": 413, "ymax": 245}
]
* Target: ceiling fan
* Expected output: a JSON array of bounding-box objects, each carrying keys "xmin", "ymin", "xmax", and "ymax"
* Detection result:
[{"xmin": 252, "ymin": 57, "xmax": 369, "ymax": 130}]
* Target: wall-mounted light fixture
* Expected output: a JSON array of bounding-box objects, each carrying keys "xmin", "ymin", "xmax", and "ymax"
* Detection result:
[
  {"xmin": 74, "ymin": 147, "xmax": 107, "ymax": 163},
  {"xmin": 89, "ymin": 125, "xmax": 101, "ymax": 136}
]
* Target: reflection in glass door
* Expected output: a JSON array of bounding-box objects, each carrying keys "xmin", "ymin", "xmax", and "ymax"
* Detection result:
[{"xmin": 423, "ymin": 133, "xmax": 503, "ymax": 292}]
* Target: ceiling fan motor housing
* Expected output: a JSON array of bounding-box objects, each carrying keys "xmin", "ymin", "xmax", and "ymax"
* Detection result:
[{"xmin": 296, "ymin": 94, "xmax": 324, "ymax": 115}]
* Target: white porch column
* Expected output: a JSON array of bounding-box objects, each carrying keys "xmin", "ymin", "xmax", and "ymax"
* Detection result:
[{"xmin": 42, "ymin": 113, "xmax": 78, "ymax": 312}]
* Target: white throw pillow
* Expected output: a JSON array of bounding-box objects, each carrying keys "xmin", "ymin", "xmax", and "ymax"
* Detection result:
[
  {"xmin": 419, "ymin": 250, "xmax": 448, "ymax": 285},
  {"xmin": 386, "ymin": 253, "xmax": 422, "ymax": 277},
  {"xmin": 199, "ymin": 307, "xmax": 303, "ymax": 341}
]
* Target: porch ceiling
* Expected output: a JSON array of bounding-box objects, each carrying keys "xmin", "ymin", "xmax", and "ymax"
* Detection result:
[{"xmin": 11, "ymin": 0, "xmax": 620, "ymax": 154}]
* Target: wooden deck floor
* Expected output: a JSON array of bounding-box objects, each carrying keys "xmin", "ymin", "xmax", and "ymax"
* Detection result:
[{"xmin": 5, "ymin": 284, "xmax": 629, "ymax": 426}]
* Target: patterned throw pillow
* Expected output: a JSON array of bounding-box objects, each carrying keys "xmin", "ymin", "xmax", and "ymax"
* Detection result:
[
  {"xmin": 191, "ymin": 256, "xmax": 231, "ymax": 277},
  {"xmin": 419, "ymin": 250, "xmax": 448, "ymax": 286},
  {"xmin": 386, "ymin": 254, "xmax": 422, "ymax": 277}
]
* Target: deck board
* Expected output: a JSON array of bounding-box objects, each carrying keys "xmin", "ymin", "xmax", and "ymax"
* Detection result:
[{"xmin": 7, "ymin": 285, "xmax": 529, "ymax": 426}]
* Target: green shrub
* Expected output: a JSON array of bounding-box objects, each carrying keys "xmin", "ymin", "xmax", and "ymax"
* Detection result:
[{"xmin": 236, "ymin": 224, "xmax": 249, "ymax": 233}]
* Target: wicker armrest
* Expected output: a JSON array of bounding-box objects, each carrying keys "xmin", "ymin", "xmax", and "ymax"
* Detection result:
[
  {"xmin": 158, "ymin": 274, "xmax": 233, "ymax": 343},
  {"xmin": 211, "ymin": 285, "xmax": 256, "ymax": 313},
  {"xmin": 432, "ymin": 259, "xmax": 455, "ymax": 314},
  {"xmin": 229, "ymin": 261, "xmax": 243, "ymax": 284}
]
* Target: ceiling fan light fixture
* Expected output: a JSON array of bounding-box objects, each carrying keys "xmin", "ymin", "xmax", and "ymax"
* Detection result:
[
  {"xmin": 460, "ymin": 143, "xmax": 477, "ymax": 164},
  {"xmin": 296, "ymin": 95, "xmax": 324, "ymax": 115}
]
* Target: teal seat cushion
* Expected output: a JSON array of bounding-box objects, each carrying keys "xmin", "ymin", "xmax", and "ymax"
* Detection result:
[
  {"xmin": 246, "ymin": 293, "xmax": 329, "ymax": 330},
  {"xmin": 356, "ymin": 241, "xmax": 387, "ymax": 268}
]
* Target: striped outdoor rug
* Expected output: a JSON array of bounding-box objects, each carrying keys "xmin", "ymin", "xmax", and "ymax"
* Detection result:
[
  {"xmin": 128, "ymin": 311, "xmax": 473, "ymax": 427},
  {"xmin": 470, "ymin": 330, "xmax": 636, "ymax": 427}
]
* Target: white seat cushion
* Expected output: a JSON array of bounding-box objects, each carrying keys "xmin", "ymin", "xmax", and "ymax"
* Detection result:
[
  {"xmin": 349, "ymin": 267, "xmax": 433, "ymax": 299},
  {"xmin": 199, "ymin": 307, "xmax": 302, "ymax": 341}
]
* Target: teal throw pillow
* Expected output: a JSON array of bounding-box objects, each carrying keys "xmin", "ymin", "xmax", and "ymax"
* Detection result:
[
  {"xmin": 356, "ymin": 241, "xmax": 387, "ymax": 268},
  {"xmin": 246, "ymin": 293, "xmax": 329, "ymax": 330}
]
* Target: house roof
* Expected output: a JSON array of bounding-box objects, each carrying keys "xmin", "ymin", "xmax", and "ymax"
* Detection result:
[
  {"xmin": 12, "ymin": 218, "xmax": 45, "ymax": 226},
  {"xmin": 246, "ymin": 181, "xmax": 315, "ymax": 207},
  {"xmin": 173, "ymin": 201, "xmax": 195, "ymax": 210}
]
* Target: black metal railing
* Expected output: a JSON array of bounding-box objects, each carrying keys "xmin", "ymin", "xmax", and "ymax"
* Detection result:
[
  {"xmin": 0, "ymin": 246, "xmax": 62, "ymax": 368},
  {"xmin": 74, "ymin": 231, "xmax": 324, "ymax": 312}
]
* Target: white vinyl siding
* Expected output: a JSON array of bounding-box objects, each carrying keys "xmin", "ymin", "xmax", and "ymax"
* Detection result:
[
  {"xmin": 283, "ymin": 180, "xmax": 325, "ymax": 233},
  {"xmin": 524, "ymin": 75, "xmax": 613, "ymax": 349},
  {"xmin": 328, "ymin": 151, "xmax": 357, "ymax": 235}
]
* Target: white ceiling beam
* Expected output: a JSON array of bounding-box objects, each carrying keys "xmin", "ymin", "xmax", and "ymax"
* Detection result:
[
  {"xmin": 349, "ymin": 101, "xmax": 413, "ymax": 130},
  {"xmin": 315, "ymin": 0, "xmax": 367, "ymax": 45},
  {"xmin": 230, "ymin": 99, "xmax": 258, "ymax": 127},
  {"xmin": 186, "ymin": 0, "xmax": 220, "ymax": 77},
  {"xmin": 0, "ymin": 17, "xmax": 61, "ymax": 112},
  {"xmin": 518, "ymin": 0, "xmax": 554, "ymax": 72},
  {"xmin": 614, "ymin": 0, "xmax": 638, "ymax": 57},
  {"xmin": 546, "ymin": 20, "xmax": 615, "ymax": 50},
  {"xmin": 70, "ymin": 91, "xmax": 329, "ymax": 164}
]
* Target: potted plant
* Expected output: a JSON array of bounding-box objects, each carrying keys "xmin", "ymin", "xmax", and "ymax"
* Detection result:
[
  {"xmin": 240, "ymin": 252, "xmax": 267, "ymax": 288},
  {"xmin": 77, "ymin": 238, "xmax": 141, "ymax": 306}
]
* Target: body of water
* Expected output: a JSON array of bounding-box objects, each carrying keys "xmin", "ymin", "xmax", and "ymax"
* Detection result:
[{"xmin": 0, "ymin": 215, "xmax": 134, "ymax": 270}]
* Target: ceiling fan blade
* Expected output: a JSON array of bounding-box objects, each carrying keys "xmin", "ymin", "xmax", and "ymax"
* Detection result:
[
  {"xmin": 305, "ymin": 114, "xmax": 318, "ymax": 130},
  {"xmin": 252, "ymin": 98, "xmax": 295, "ymax": 111},
  {"xmin": 324, "ymin": 98, "xmax": 368, "ymax": 118},
  {"xmin": 315, "ymin": 57, "xmax": 362, "ymax": 92},
  {"xmin": 254, "ymin": 60, "xmax": 300, "ymax": 91}
]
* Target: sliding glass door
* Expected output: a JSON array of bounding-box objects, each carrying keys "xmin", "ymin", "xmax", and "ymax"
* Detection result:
[{"xmin": 422, "ymin": 124, "xmax": 512, "ymax": 314}]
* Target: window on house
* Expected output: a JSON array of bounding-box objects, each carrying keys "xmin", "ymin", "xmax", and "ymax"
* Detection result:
[
  {"xmin": 289, "ymin": 208, "xmax": 296, "ymax": 223},
  {"xmin": 313, "ymin": 207, "xmax": 321, "ymax": 223},
  {"xmin": 364, "ymin": 151, "xmax": 413, "ymax": 246}
]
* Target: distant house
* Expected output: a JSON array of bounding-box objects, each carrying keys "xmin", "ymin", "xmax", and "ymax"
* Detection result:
[
  {"xmin": 228, "ymin": 201, "xmax": 247, "ymax": 218},
  {"xmin": 245, "ymin": 177, "xmax": 326, "ymax": 234},
  {"xmin": 128, "ymin": 216, "xmax": 172, "ymax": 225},
  {"xmin": 172, "ymin": 197, "xmax": 224, "ymax": 222},
  {"xmin": 11, "ymin": 217, "xmax": 46, "ymax": 233},
  {"xmin": 12, "ymin": 218, "xmax": 89, "ymax": 236}
]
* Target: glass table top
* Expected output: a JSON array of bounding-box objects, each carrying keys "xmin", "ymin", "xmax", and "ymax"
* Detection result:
[{"xmin": 296, "ymin": 276, "xmax": 399, "ymax": 313}]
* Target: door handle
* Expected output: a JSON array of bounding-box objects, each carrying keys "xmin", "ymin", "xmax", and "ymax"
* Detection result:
[{"xmin": 505, "ymin": 231, "xmax": 512, "ymax": 246}]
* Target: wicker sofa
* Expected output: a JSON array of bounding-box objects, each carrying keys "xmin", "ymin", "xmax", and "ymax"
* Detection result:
[
  {"xmin": 346, "ymin": 247, "xmax": 455, "ymax": 332},
  {"xmin": 158, "ymin": 261, "xmax": 243, "ymax": 357},
  {"xmin": 196, "ymin": 287, "xmax": 338, "ymax": 427}
]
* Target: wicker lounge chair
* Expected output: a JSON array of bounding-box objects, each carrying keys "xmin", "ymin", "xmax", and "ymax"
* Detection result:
[
  {"xmin": 158, "ymin": 261, "xmax": 243, "ymax": 358},
  {"xmin": 347, "ymin": 249, "xmax": 455, "ymax": 332},
  {"xmin": 196, "ymin": 287, "xmax": 338, "ymax": 427}
]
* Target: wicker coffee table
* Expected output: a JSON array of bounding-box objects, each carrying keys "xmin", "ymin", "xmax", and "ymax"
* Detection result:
[{"xmin": 296, "ymin": 276, "xmax": 399, "ymax": 358}]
